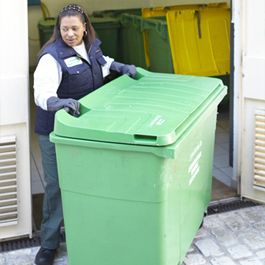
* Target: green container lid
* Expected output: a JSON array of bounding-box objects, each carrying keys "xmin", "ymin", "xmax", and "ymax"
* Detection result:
[
  {"xmin": 92, "ymin": 8, "xmax": 142, "ymax": 18},
  {"xmin": 38, "ymin": 17, "xmax": 56, "ymax": 47},
  {"xmin": 89, "ymin": 16, "xmax": 121, "ymax": 29},
  {"xmin": 37, "ymin": 17, "xmax": 57, "ymax": 30},
  {"xmin": 53, "ymin": 68, "xmax": 227, "ymax": 146}
]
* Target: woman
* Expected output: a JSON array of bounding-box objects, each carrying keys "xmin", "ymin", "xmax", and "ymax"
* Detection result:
[{"xmin": 34, "ymin": 4, "xmax": 136, "ymax": 265}]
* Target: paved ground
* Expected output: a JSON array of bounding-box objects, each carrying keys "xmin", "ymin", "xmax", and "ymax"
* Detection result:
[{"xmin": 1, "ymin": 204, "xmax": 265, "ymax": 265}]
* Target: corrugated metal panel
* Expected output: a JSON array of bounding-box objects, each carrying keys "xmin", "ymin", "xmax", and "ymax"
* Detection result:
[
  {"xmin": 253, "ymin": 110, "xmax": 265, "ymax": 190},
  {"xmin": 0, "ymin": 136, "xmax": 18, "ymax": 226}
]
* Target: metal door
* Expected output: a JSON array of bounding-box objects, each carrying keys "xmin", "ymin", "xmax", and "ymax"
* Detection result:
[{"xmin": 238, "ymin": 0, "xmax": 265, "ymax": 203}]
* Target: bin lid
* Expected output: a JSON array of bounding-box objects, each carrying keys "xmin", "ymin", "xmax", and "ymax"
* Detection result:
[
  {"xmin": 88, "ymin": 16, "xmax": 121, "ymax": 29},
  {"xmin": 37, "ymin": 17, "xmax": 57, "ymax": 29},
  {"xmin": 166, "ymin": 8, "xmax": 230, "ymax": 76},
  {"xmin": 53, "ymin": 68, "xmax": 227, "ymax": 146}
]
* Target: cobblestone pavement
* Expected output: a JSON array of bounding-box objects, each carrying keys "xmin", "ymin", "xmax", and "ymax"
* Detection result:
[{"xmin": 1, "ymin": 205, "xmax": 265, "ymax": 265}]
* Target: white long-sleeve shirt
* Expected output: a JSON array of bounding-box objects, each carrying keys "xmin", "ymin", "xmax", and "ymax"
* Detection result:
[{"xmin": 34, "ymin": 41, "xmax": 114, "ymax": 110}]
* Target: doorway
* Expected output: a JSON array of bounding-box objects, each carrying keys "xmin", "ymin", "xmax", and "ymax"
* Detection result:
[
  {"xmin": 211, "ymin": 103, "xmax": 237, "ymax": 201},
  {"xmin": 210, "ymin": 1, "xmax": 237, "ymax": 201},
  {"xmin": 28, "ymin": 5, "xmax": 237, "ymax": 232},
  {"xmin": 29, "ymin": 68, "xmax": 46, "ymax": 232}
]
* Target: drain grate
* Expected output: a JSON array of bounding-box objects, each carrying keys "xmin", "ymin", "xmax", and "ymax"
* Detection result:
[
  {"xmin": 0, "ymin": 231, "xmax": 66, "ymax": 253},
  {"xmin": 0, "ymin": 237, "xmax": 41, "ymax": 252},
  {"xmin": 207, "ymin": 199, "xmax": 260, "ymax": 215}
]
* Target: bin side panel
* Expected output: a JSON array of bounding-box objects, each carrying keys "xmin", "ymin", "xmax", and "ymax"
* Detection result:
[
  {"xmin": 57, "ymin": 104, "xmax": 217, "ymax": 265},
  {"xmin": 56, "ymin": 144, "xmax": 169, "ymax": 203},
  {"xmin": 145, "ymin": 20, "xmax": 174, "ymax": 73},
  {"xmin": 167, "ymin": 8, "xmax": 230, "ymax": 76},
  {"xmin": 120, "ymin": 14, "xmax": 148, "ymax": 69},
  {"xmin": 61, "ymin": 191, "xmax": 173, "ymax": 265},
  {"xmin": 90, "ymin": 20, "xmax": 121, "ymax": 60},
  {"xmin": 173, "ymin": 106, "xmax": 217, "ymax": 260},
  {"xmin": 207, "ymin": 12, "xmax": 230, "ymax": 74}
]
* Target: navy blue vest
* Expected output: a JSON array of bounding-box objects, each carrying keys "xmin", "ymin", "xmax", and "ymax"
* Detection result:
[{"xmin": 34, "ymin": 38, "xmax": 106, "ymax": 135}]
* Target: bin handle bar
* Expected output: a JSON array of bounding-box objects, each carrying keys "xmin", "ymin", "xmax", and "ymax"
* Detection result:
[
  {"xmin": 63, "ymin": 103, "xmax": 91, "ymax": 118},
  {"xmin": 195, "ymin": 11, "xmax": 202, "ymax": 38},
  {"xmin": 134, "ymin": 134, "xmax": 157, "ymax": 143},
  {"xmin": 132, "ymin": 16, "xmax": 141, "ymax": 29},
  {"xmin": 44, "ymin": 17, "xmax": 55, "ymax": 21}
]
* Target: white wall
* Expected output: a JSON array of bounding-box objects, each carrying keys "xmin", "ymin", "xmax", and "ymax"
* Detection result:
[
  {"xmin": 0, "ymin": 1, "xmax": 29, "ymax": 126},
  {"xmin": 244, "ymin": 0, "xmax": 265, "ymax": 58},
  {"xmin": 231, "ymin": 0, "xmax": 242, "ymax": 191},
  {"xmin": 0, "ymin": 0, "xmax": 32, "ymax": 240},
  {"xmin": 240, "ymin": 0, "xmax": 265, "ymax": 203}
]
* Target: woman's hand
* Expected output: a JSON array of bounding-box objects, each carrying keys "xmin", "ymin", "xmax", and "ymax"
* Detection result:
[
  {"xmin": 110, "ymin": 61, "xmax": 137, "ymax": 79},
  {"xmin": 47, "ymin": 97, "xmax": 80, "ymax": 117}
]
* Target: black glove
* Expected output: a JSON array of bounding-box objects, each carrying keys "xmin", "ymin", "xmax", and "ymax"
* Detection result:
[
  {"xmin": 47, "ymin": 97, "xmax": 80, "ymax": 117},
  {"xmin": 110, "ymin": 61, "xmax": 137, "ymax": 79}
]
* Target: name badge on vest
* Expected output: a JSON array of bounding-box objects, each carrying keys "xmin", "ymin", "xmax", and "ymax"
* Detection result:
[
  {"xmin": 64, "ymin": 57, "xmax": 83, "ymax": 67},
  {"xmin": 102, "ymin": 63, "xmax": 110, "ymax": 78}
]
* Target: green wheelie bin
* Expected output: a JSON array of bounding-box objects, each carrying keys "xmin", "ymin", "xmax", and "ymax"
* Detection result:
[
  {"xmin": 50, "ymin": 68, "xmax": 227, "ymax": 265},
  {"xmin": 120, "ymin": 13, "xmax": 148, "ymax": 70},
  {"xmin": 37, "ymin": 17, "xmax": 56, "ymax": 48}
]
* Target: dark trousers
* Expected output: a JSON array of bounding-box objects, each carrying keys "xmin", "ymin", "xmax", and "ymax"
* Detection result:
[{"xmin": 38, "ymin": 134, "xmax": 63, "ymax": 249}]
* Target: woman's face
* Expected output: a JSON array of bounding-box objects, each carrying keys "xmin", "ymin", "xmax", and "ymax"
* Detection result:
[{"xmin": 60, "ymin": 15, "xmax": 86, "ymax": 47}]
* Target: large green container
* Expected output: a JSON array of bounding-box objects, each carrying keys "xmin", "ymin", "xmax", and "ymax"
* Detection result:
[
  {"xmin": 89, "ymin": 9, "xmax": 141, "ymax": 62},
  {"xmin": 89, "ymin": 15, "xmax": 121, "ymax": 61},
  {"xmin": 120, "ymin": 13, "xmax": 148, "ymax": 69},
  {"xmin": 37, "ymin": 17, "xmax": 56, "ymax": 47},
  {"xmin": 50, "ymin": 68, "xmax": 227, "ymax": 265},
  {"xmin": 213, "ymin": 74, "xmax": 230, "ymax": 106},
  {"xmin": 142, "ymin": 17, "xmax": 174, "ymax": 73}
]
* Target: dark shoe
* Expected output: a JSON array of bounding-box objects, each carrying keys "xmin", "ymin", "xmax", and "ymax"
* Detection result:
[{"xmin": 35, "ymin": 247, "xmax": 56, "ymax": 265}]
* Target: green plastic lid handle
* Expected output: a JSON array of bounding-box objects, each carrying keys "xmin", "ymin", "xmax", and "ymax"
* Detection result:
[
  {"xmin": 135, "ymin": 67, "xmax": 149, "ymax": 80},
  {"xmin": 195, "ymin": 11, "xmax": 202, "ymax": 39},
  {"xmin": 141, "ymin": 18, "xmax": 168, "ymax": 40},
  {"xmin": 140, "ymin": 17, "xmax": 146, "ymax": 32},
  {"xmin": 156, "ymin": 22, "xmax": 168, "ymax": 40},
  {"xmin": 44, "ymin": 17, "xmax": 55, "ymax": 21},
  {"xmin": 61, "ymin": 103, "xmax": 91, "ymax": 118},
  {"xmin": 120, "ymin": 13, "xmax": 130, "ymax": 26},
  {"xmin": 132, "ymin": 15, "xmax": 141, "ymax": 29}
]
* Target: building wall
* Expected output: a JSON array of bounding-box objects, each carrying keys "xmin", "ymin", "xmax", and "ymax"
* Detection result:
[
  {"xmin": 0, "ymin": 0, "xmax": 32, "ymax": 240},
  {"xmin": 239, "ymin": 0, "xmax": 265, "ymax": 202}
]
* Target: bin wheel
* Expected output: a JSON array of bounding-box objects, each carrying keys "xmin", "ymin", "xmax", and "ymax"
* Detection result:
[
  {"xmin": 199, "ymin": 219, "xmax": 204, "ymax": 229},
  {"xmin": 199, "ymin": 210, "xmax": 207, "ymax": 229}
]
